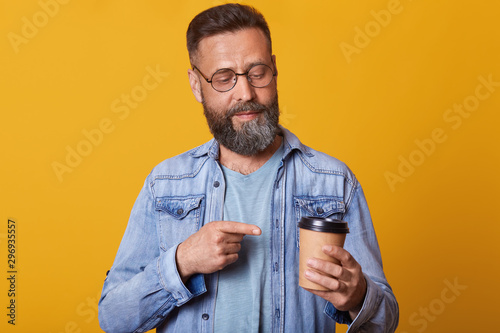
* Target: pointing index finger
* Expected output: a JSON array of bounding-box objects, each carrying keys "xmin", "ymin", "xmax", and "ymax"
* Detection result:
[{"xmin": 217, "ymin": 221, "xmax": 261, "ymax": 236}]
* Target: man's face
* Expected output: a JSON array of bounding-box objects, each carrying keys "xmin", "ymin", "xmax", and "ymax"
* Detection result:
[{"xmin": 188, "ymin": 28, "xmax": 280, "ymax": 156}]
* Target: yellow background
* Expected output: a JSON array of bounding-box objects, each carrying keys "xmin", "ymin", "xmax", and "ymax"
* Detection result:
[{"xmin": 1, "ymin": 0, "xmax": 499, "ymax": 332}]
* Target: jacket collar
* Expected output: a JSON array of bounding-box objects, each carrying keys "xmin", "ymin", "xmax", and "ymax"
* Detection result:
[{"xmin": 280, "ymin": 126, "xmax": 314, "ymax": 159}]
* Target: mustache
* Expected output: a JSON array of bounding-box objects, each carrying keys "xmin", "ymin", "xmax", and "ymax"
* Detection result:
[{"xmin": 226, "ymin": 102, "xmax": 268, "ymax": 119}]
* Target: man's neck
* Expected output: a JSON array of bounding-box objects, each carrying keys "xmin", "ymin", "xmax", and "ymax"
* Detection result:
[{"xmin": 219, "ymin": 135, "xmax": 282, "ymax": 175}]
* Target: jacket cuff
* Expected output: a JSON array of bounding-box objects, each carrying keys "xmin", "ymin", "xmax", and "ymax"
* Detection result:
[
  {"xmin": 347, "ymin": 273, "xmax": 383, "ymax": 331},
  {"xmin": 157, "ymin": 244, "xmax": 206, "ymax": 306},
  {"xmin": 324, "ymin": 302, "xmax": 351, "ymax": 325}
]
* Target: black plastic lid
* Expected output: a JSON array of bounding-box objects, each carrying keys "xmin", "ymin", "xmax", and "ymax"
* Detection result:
[{"xmin": 298, "ymin": 216, "xmax": 349, "ymax": 233}]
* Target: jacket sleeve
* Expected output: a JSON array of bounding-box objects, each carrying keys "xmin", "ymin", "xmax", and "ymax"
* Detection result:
[
  {"xmin": 98, "ymin": 175, "xmax": 206, "ymax": 333},
  {"xmin": 324, "ymin": 180, "xmax": 399, "ymax": 332}
]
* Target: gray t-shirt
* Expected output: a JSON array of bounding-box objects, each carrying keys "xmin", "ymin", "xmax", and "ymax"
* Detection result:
[{"xmin": 214, "ymin": 144, "xmax": 283, "ymax": 332}]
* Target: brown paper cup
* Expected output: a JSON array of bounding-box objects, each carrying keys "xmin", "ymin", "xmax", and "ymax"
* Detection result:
[{"xmin": 298, "ymin": 217, "xmax": 349, "ymax": 291}]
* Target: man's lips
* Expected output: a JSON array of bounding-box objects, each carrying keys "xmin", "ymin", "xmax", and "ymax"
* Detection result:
[{"xmin": 232, "ymin": 110, "xmax": 261, "ymax": 120}]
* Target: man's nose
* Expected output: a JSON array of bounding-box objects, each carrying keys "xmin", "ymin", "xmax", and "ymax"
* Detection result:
[{"xmin": 232, "ymin": 74, "xmax": 256, "ymax": 102}]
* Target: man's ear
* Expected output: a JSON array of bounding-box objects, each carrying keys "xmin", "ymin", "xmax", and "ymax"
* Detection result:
[
  {"xmin": 188, "ymin": 69, "xmax": 203, "ymax": 103},
  {"xmin": 272, "ymin": 54, "xmax": 277, "ymax": 77}
]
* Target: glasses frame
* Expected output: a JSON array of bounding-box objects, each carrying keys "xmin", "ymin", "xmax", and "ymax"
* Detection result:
[{"xmin": 192, "ymin": 60, "xmax": 277, "ymax": 93}]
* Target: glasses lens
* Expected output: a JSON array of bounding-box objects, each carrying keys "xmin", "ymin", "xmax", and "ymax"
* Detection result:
[
  {"xmin": 211, "ymin": 69, "xmax": 236, "ymax": 92},
  {"xmin": 248, "ymin": 64, "xmax": 273, "ymax": 88}
]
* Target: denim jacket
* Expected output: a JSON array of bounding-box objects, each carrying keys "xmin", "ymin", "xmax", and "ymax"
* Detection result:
[{"xmin": 98, "ymin": 127, "xmax": 399, "ymax": 333}]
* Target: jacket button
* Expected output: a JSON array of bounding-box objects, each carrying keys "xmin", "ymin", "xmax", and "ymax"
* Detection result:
[
  {"xmin": 213, "ymin": 181, "xmax": 220, "ymax": 188},
  {"xmin": 316, "ymin": 207, "xmax": 324, "ymax": 214},
  {"xmin": 202, "ymin": 313, "xmax": 209, "ymax": 320},
  {"xmin": 176, "ymin": 208, "xmax": 183, "ymax": 215}
]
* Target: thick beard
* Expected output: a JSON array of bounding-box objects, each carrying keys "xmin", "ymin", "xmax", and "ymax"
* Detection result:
[{"xmin": 202, "ymin": 93, "xmax": 280, "ymax": 156}]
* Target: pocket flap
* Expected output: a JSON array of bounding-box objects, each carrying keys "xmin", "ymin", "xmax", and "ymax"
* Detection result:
[
  {"xmin": 294, "ymin": 196, "xmax": 345, "ymax": 217},
  {"xmin": 155, "ymin": 195, "xmax": 204, "ymax": 219}
]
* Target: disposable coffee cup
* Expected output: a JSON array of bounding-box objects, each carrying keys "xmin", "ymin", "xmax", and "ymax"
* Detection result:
[{"xmin": 298, "ymin": 217, "xmax": 349, "ymax": 291}]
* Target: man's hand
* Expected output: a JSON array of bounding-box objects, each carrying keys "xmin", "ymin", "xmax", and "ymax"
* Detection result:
[
  {"xmin": 176, "ymin": 221, "xmax": 261, "ymax": 282},
  {"xmin": 304, "ymin": 245, "xmax": 367, "ymax": 320}
]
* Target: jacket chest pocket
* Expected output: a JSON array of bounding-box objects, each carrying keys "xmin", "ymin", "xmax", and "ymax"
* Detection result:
[
  {"xmin": 293, "ymin": 196, "xmax": 345, "ymax": 248},
  {"xmin": 155, "ymin": 195, "xmax": 205, "ymax": 251}
]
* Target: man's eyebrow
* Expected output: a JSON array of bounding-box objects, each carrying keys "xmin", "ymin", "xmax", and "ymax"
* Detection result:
[
  {"xmin": 220, "ymin": 60, "xmax": 269, "ymax": 73},
  {"xmin": 247, "ymin": 60, "xmax": 267, "ymax": 67}
]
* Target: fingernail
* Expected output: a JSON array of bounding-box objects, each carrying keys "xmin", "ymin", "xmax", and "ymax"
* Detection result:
[
  {"xmin": 252, "ymin": 228, "xmax": 261, "ymax": 235},
  {"xmin": 323, "ymin": 245, "xmax": 333, "ymax": 252},
  {"xmin": 305, "ymin": 269, "xmax": 314, "ymax": 278},
  {"xmin": 306, "ymin": 258, "xmax": 315, "ymax": 267}
]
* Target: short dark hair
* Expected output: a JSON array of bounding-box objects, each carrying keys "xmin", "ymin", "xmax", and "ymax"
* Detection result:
[{"xmin": 186, "ymin": 3, "xmax": 272, "ymax": 65}]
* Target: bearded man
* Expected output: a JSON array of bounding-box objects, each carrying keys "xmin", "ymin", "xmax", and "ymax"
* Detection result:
[{"xmin": 98, "ymin": 4, "xmax": 399, "ymax": 333}]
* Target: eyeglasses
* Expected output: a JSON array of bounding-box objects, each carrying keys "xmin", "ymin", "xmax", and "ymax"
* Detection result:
[{"xmin": 193, "ymin": 63, "xmax": 277, "ymax": 92}]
